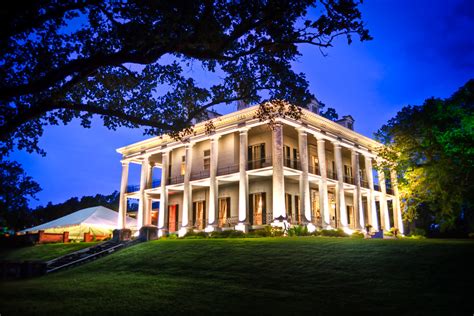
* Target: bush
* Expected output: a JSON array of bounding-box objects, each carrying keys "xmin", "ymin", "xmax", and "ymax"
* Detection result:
[
  {"xmin": 183, "ymin": 231, "xmax": 208, "ymax": 239},
  {"xmin": 288, "ymin": 225, "xmax": 309, "ymax": 237},
  {"xmin": 320, "ymin": 228, "xmax": 349, "ymax": 238},
  {"xmin": 408, "ymin": 228, "xmax": 426, "ymax": 239},
  {"xmin": 468, "ymin": 232, "xmax": 474, "ymax": 239},
  {"xmin": 351, "ymin": 231, "xmax": 365, "ymax": 239}
]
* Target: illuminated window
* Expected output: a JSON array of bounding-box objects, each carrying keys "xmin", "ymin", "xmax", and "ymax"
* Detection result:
[
  {"xmin": 180, "ymin": 156, "xmax": 186, "ymax": 175},
  {"xmin": 203, "ymin": 149, "xmax": 210, "ymax": 170}
]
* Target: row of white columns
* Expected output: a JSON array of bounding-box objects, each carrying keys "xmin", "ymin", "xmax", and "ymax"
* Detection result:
[{"xmin": 117, "ymin": 124, "xmax": 404, "ymax": 235}]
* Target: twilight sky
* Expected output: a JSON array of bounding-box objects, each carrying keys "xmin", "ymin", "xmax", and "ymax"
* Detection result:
[{"xmin": 11, "ymin": 0, "xmax": 474, "ymax": 208}]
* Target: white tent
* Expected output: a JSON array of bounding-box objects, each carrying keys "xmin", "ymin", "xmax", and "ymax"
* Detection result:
[{"xmin": 20, "ymin": 206, "xmax": 137, "ymax": 240}]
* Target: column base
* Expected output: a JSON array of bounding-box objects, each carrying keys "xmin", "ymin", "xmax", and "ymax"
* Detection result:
[
  {"xmin": 178, "ymin": 226, "xmax": 190, "ymax": 238},
  {"xmin": 235, "ymin": 222, "xmax": 249, "ymax": 233},
  {"xmin": 158, "ymin": 228, "xmax": 167, "ymax": 238},
  {"xmin": 112, "ymin": 228, "xmax": 132, "ymax": 242},
  {"xmin": 204, "ymin": 225, "xmax": 221, "ymax": 233},
  {"xmin": 271, "ymin": 219, "xmax": 290, "ymax": 232},
  {"xmin": 306, "ymin": 223, "xmax": 317, "ymax": 233},
  {"xmin": 139, "ymin": 225, "xmax": 158, "ymax": 241}
]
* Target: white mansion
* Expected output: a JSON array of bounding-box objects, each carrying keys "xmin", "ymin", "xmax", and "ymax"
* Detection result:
[{"xmin": 115, "ymin": 102, "xmax": 404, "ymax": 239}]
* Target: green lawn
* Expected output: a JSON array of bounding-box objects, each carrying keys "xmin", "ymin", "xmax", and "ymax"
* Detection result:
[
  {"xmin": 0, "ymin": 238, "xmax": 473, "ymax": 315},
  {"xmin": 0, "ymin": 242, "xmax": 99, "ymax": 261}
]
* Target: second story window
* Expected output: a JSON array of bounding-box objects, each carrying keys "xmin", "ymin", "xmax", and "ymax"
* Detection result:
[
  {"xmin": 203, "ymin": 149, "xmax": 210, "ymax": 170},
  {"xmin": 181, "ymin": 156, "xmax": 186, "ymax": 175}
]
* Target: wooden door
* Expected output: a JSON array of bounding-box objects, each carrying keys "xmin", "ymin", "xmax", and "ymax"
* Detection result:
[{"xmin": 168, "ymin": 205, "xmax": 178, "ymax": 233}]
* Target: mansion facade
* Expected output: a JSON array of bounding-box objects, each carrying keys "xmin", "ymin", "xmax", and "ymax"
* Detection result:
[{"xmin": 116, "ymin": 103, "xmax": 404, "ymax": 238}]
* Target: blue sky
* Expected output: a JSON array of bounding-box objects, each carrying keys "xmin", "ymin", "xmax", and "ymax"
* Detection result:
[{"xmin": 11, "ymin": 0, "xmax": 474, "ymax": 208}]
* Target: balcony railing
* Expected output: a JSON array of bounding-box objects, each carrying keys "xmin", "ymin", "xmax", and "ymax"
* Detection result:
[
  {"xmin": 386, "ymin": 187, "xmax": 394, "ymax": 195},
  {"xmin": 327, "ymin": 170, "xmax": 337, "ymax": 180},
  {"xmin": 343, "ymin": 175, "xmax": 354, "ymax": 185},
  {"xmin": 374, "ymin": 184, "xmax": 381, "ymax": 192},
  {"xmin": 167, "ymin": 175, "xmax": 184, "ymax": 185},
  {"xmin": 361, "ymin": 179, "xmax": 369, "ymax": 189},
  {"xmin": 248, "ymin": 156, "xmax": 272, "ymax": 170},
  {"xmin": 308, "ymin": 165, "xmax": 320, "ymax": 175},
  {"xmin": 190, "ymin": 169, "xmax": 210, "ymax": 181},
  {"xmin": 217, "ymin": 163, "xmax": 239, "ymax": 176},
  {"xmin": 284, "ymin": 159, "xmax": 301, "ymax": 170},
  {"xmin": 152, "ymin": 180, "xmax": 161, "ymax": 188}
]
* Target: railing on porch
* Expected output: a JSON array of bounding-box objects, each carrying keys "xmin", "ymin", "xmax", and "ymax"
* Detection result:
[
  {"xmin": 284, "ymin": 159, "xmax": 301, "ymax": 170},
  {"xmin": 361, "ymin": 179, "xmax": 369, "ymax": 189},
  {"xmin": 344, "ymin": 175, "xmax": 354, "ymax": 185},
  {"xmin": 248, "ymin": 156, "xmax": 272, "ymax": 170},
  {"xmin": 327, "ymin": 170, "xmax": 337, "ymax": 180},
  {"xmin": 311, "ymin": 216, "xmax": 323, "ymax": 228},
  {"xmin": 190, "ymin": 169, "xmax": 210, "ymax": 181},
  {"xmin": 152, "ymin": 180, "xmax": 161, "ymax": 188},
  {"xmin": 386, "ymin": 187, "xmax": 394, "ymax": 195},
  {"xmin": 308, "ymin": 165, "xmax": 320, "ymax": 175},
  {"xmin": 218, "ymin": 216, "xmax": 239, "ymax": 228},
  {"xmin": 217, "ymin": 163, "xmax": 239, "ymax": 176},
  {"xmin": 167, "ymin": 175, "xmax": 184, "ymax": 185}
]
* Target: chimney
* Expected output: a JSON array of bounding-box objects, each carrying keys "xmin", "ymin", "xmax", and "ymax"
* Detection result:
[
  {"xmin": 237, "ymin": 99, "xmax": 248, "ymax": 111},
  {"xmin": 336, "ymin": 115, "xmax": 355, "ymax": 130},
  {"xmin": 307, "ymin": 98, "xmax": 320, "ymax": 114}
]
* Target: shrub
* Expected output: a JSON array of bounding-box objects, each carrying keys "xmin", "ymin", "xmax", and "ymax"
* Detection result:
[
  {"xmin": 468, "ymin": 232, "xmax": 474, "ymax": 239},
  {"xmin": 183, "ymin": 231, "xmax": 208, "ymax": 239},
  {"xmin": 351, "ymin": 231, "xmax": 365, "ymax": 239},
  {"xmin": 168, "ymin": 234, "xmax": 178, "ymax": 239},
  {"xmin": 287, "ymin": 225, "xmax": 309, "ymax": 237},
  {"xmin": 320, "ymin": 228, "xmax": 349, "ymax": 237},
  {"xmin": 209, "ymin": 230, "xmax": 234, "ymax": 238},
  {"xmin": 229, "ymin": 230, "xmax": 245, "ymax": 238},
  {"xmin": 408, "ymin": 228, "xmax": 426, "ymax": 239}
]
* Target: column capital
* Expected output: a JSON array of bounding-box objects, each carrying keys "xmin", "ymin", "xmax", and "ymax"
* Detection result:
[
  {"xmin": 120, "ymin": 160, "xmax": 130, "ymax": 166},
  {"xmin": 210, "ymin": 134, "xmax": 221, "ymax": 141},
  {"xmin": 295, "ymin": 126, "xmax": 310, "ymax": 135},
  {"xmin": 239, "ymin": 127, "xmax": 250, "ymax": 134},
  {"xmin": 332, "ymin": 140, "xmax": 342, "ymax": 148}
]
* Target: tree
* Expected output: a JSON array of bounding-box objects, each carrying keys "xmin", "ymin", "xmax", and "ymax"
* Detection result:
[
  {"xmin": 1, "ymin": 0, "xmax": 371, "ymax": 157},
  {"xmin": 0, "ymin": 160, "xmax": 41, "ymax": 230},
  {"xmin": 376, "ymin": 80, "xmax": 474, "ymax": 235}
]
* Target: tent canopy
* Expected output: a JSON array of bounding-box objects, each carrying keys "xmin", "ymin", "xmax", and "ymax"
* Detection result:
[{"xmin": 20, "ymin": 206, "xmax": 137, "ymax": 235}]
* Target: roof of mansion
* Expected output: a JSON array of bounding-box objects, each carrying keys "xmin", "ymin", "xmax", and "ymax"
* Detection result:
[{"xmin": 117, "ymin": 104, "xmax": 383, "ymax": 158}]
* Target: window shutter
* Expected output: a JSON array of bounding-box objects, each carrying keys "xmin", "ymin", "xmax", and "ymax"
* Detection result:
[
  {"xmin": 261, "ymin": 192, "xmax": 266, "ymax": 224},
  {"xmin": 226, "ymin": 197, "xmax": 231, "ymax": 218},
  {"xmin": 260, "ymin": 143, "xmax": 265, "ymax": 162}
]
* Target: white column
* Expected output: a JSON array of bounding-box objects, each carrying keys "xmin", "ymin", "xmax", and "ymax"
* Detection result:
[
  {"xmin": 364, "ymin": 155, "xmax": 379, "ymax": 231},
  {"xmin": 137, "ymin": 156, "xmax": 151, "ymax": 230},
  {"xmin": 179, "ymin": 143, "xmax": 194, "ymax": 236},
  {"xmin": 298, "ymin": 128, "xmax": 314, "ymax": 231},
  {"xmin": 317, "ymin": 137, "xmax": 331, "ymax": 228},
  {"xmin": 378, "ymin": 167, "xmax": 390, "ymax": 231},
  {"xmin": 334, "ymin": 142, "xmax": 348, "ymax": 228},
  {"xmin": 158, "ymin": 151, "xmax": 169, "ymax": 237},
  {"xmin": 206, "ymin": 135, "xmax": 219, "ymax": 232},
  {"xmin": 272, "ymin": 123, "xmax": 286, "ymax": 222},
  {"xmin": 236, "ymin": 129, "xmax": 249, "ymax": 232},
  {"xmin": 117, "ymin": 161, "xmax": 129, "ymax": 229},
  {"xmin": 351, "ymin": 150, "xmax": 364, "ymax": 230},
  {"xmin": 390, "ymin": 169, "xmax": 404, "ymax": 234}
]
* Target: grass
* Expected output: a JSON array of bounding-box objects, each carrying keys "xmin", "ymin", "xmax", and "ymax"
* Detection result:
[
  {"xmin": 0, "ymin": 237, "xmax": 473, "ymax": 315},
  {"xmin": 0, "ymin": 242, "xmax": 99, "ymax": 261}
]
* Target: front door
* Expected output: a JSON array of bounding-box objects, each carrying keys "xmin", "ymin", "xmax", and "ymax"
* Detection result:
[
  {"xmin": 249, "ymin": 193, "xmax": 266, "ymax": 225},
  {"xmin": 168, "ymin": 205, "xmax": 178, "ymax": 233},
  {"xmin": 193, "ymin": 201, "xmax": 206, "ymax": 229}
]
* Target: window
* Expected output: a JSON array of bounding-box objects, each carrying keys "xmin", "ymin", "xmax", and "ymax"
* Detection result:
[
  {"xmin": 203, "ymin": 149, "xmax": 210, "ymax": 170},
  {"xmin": 284, "ymin": 145, "xmax": 291, "ymax": 167},
  {"xmin": 293, "ymin": 148, "xmax": 299, "ymax": 169},
  {"xmin": 248, "ymin": 143, "xmax": 265, "ymax": 169},
  {"xmin": 311, "ymin": 155, "xmax": 319, "ymax": 174},
  {"xmin": 180, "ymin": 155, "xmax": 186, "ymax": 175},
  {"xmin": 218, "ymin": 197, "xmax": 231, "ymax": 227}
]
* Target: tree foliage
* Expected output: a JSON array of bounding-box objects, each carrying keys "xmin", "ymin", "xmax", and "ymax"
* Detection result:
[
  {"xmin": 376, "ymin": 80, "xmax": 474, "ymax": 235},
  {"xmin": 0, "ymin": 0, "xmax": 371, "ymax": 157},
  {"xmin": 0, "ymin": 160, "xmax": 41, "ymax": 230}
]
